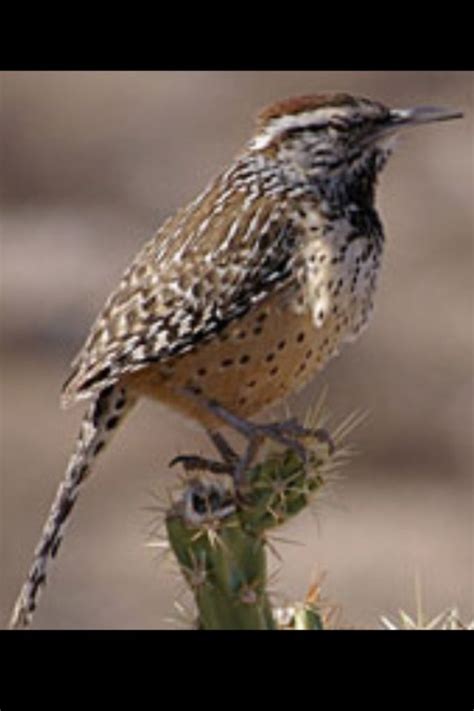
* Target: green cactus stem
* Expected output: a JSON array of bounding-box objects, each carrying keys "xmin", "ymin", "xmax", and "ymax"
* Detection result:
[{"xmin": 165, "ymin": 433, "xmax": 334, "ymax": 630}]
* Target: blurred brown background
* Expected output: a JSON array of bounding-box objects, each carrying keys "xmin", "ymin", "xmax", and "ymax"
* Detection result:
[{"xmin": 1, "ymin": 71, "xmax": 472, "ymax": 629}]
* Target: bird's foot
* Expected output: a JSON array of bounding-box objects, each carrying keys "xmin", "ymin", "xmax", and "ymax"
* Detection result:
[
  {"xmin": 169, "ymin": 454, "xmax": 234, "ymax": 475},
  {"xmin": 169, "ymin": 427, "xmax": 240, "ymax": 478},
  {"xmin": 178, "ymin": 388, "xmax": 335, "ymax": 488}
]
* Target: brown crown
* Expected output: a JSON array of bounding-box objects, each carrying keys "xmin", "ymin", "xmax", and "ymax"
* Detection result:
[{"xmin": 257, "ymin": 93, "xmax": 361, "ymax": 127}]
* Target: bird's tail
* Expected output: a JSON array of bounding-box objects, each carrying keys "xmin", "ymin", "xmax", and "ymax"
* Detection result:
[{"xmin": 8, "ymin": 384, "xmax": 137, "ymax": 629}]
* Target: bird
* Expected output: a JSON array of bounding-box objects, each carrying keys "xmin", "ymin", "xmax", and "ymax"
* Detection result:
[{"xmin": 9, "ymin": 92, "xmax": 462, "ymax": 629}]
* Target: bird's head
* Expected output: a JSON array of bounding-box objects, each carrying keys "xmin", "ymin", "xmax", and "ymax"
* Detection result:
[{"xmin": 249, "ymin": 93, "xmax": 462, "ymax": 202}]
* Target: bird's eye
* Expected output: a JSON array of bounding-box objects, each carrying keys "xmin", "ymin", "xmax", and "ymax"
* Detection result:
[
  {"xmin": 328, "ymin": 118, "xmax": 351, "ymax": 132},
  {"xmin": 283, "ymin": 123, "xmax": 328, "ymax": 139}
]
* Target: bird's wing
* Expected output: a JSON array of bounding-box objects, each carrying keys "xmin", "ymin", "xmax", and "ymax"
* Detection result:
[{"xmin": 62, "ymin": 174, "xmax": 301, "ymax": 407}]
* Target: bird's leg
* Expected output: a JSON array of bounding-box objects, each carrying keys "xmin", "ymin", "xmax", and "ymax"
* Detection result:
[
  {"xmin": 180, "ymin": 387, "xmax": 335, "ymax": 485},
  {"xmin": 169, "ymin": 429, "xmax": 240, "ymax": 477},
  {"xmin": 197, "ymin": 393, "xmax": 333, "ymax": 457},
  {"xmin": 202, "ymin": 401, "xmax": 308, "ymax": 460},
  {"xmin": 256, "ymin": 418, "xmax": 335, "ymax": 456},
  {"xmin": 207, "ymin": 424, "xmax": 265, "ymax": 488},
  {"xmin": 232, "ymin": 434, "xmax": 264, "ymax": 487},
  {"xmin": 206, "ymin": 429, "xmax": 240, "ymax": 467}
]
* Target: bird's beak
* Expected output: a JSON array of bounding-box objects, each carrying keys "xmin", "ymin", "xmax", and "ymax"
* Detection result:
[
  {"xmin": 364, "ymin": 105, "xmax": 463, "ymax": 148},
  {"xmin": 389, "ymin": 105, "xmax": 464, "ymax": 128}
]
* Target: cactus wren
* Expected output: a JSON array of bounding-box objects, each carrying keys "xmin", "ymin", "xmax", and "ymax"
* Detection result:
[{"xmin": 9, "ymin": 93, "xmax": 462, "ymax": 629}]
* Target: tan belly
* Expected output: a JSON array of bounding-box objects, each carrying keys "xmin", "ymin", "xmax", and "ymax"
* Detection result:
[{"xmin": 124, "ymin": 289, "xmax": 350, "ymax": 428}]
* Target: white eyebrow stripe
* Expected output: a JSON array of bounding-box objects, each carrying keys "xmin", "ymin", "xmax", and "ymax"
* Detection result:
[{"xmin": 249, "ymin": 107, "xmax": 349, "ymax": 151}]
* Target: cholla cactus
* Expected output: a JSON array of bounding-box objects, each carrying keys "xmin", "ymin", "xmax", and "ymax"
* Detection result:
[
  {"xmin": 164, "ymin": 403, "xmax": 356, "ymax": 630},
  {"xmin": 155, "ymin": 403, "xmax": 470, "ymax": 630}
]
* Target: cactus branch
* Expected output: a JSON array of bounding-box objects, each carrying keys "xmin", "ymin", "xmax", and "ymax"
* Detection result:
[{"xmin": 164, "ymin": 401, "xmax": 341, "ymax": 629}]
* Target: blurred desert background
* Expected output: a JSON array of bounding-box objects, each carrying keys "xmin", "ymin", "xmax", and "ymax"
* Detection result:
[{"xmin": 1, "ymin": 71, "xmax": 472, "ymax": 629}]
